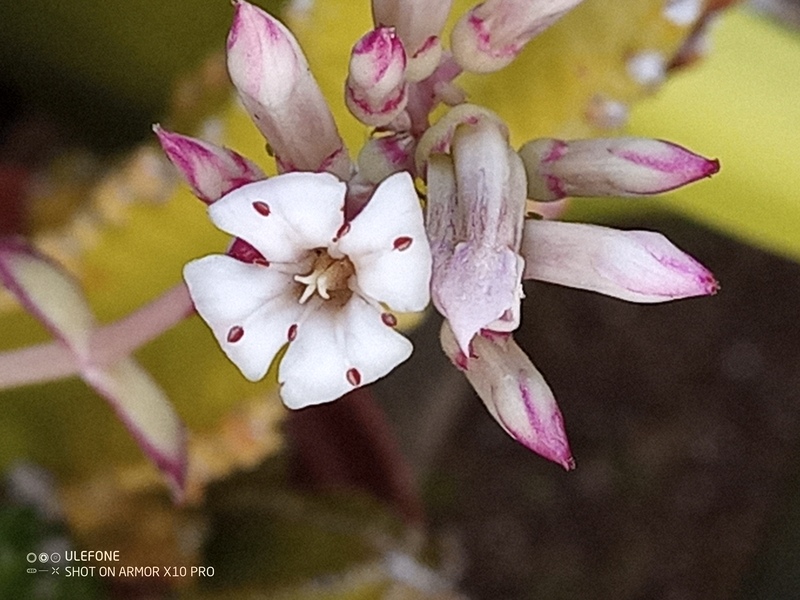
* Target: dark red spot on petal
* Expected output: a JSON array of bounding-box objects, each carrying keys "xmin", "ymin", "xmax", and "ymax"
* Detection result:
[
  {"xmin": 287, "ymin": 323, "xmax": 298, "ymax": 341},
  {"xmin": 346, "ymin": 368, "xmax": 362, "ymax": 386},
  {"xmin": 381, "ymin": 312, "xmax": 397, "ymax": 327},
  {"xmin": 393, "ymin": 236, "xmax": 412, "ymax": 251},
  {"xmin": 334, "ymin": 222, "xmax": 350, "ymax": 241},
  {"xmin": 227, "ymin": 326, "xmax": 244, "ymax": 343},
  {"xmin": 252, "ymin": 201, "xmax": 271, "ymax": 216}
]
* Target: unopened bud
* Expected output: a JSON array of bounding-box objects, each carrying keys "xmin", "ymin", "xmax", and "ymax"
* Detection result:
[
  {"xmin": 227, "ymin": 1, "xmax": 351, "ymax": 179},
  {"xmin": 451, "ymin": 0, "xmax": 585, "ymax": 73},
  {"xmin": 415, "ymin": 103, "xmax": 507, "ymax": 176},
  {"xmin": 522, "ymin": 220, "xmax": 720, "ymax": 302},
  {"xmin": 441, "ymin": 322, "xmax": 574, "ymax": 469},
  {"xmin": 519, "ymin": 137, "xmax": 720, "ymax": 201},
  {"xmin": 372, "ymin": 0, "xmax": 453, "ymax": 79},
  {"xmin": 426, "ymin": 115, "xmax": 526, "ymax": 353},
  {"xmin": 154, "ymin": 126, "xmax": 264, "ymax": 204},
  {"xmin": 346, "ymin": 28, "xmax": 408, "ymax": 127},
  {"xmin": 357, "ymin": 133, "xmax": 416, "ymax": 184}
]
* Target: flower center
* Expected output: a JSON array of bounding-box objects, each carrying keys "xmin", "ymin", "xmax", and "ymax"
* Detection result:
[{"xmin": 294, "ymin": 250, "xmax": 355, "ymax": 304}]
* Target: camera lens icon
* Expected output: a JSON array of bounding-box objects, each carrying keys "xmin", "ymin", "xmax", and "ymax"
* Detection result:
[{"xmin": 38, "ymin": 553, "xmax": 49, "ymax": 563}]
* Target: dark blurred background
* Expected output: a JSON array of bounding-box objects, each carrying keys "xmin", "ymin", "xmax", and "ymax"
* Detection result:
[{"xmin": 377, "ymin": 214, "xmax": 800, "ymax": 599}]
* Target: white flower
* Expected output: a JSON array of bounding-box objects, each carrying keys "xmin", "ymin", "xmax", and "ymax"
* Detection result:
[{"xmin": 183, "ymin": 171, "xmax": 431, "ymax": 409}]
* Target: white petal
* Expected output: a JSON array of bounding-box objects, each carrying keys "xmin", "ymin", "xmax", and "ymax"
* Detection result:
[
  {"xmin": 208, "ymin": 172, "xmax": 347, "ymax": 263},
  {"xmin": 183, "ymin": 254, "xmax": 303, "ymax": 381},
  {"xmin": 337, "ymin": 172, "xmax": 431, "ymax": 312},
  {"xmin": 279, "ymin": 295, "xmax": 412, "ymax": 409}
]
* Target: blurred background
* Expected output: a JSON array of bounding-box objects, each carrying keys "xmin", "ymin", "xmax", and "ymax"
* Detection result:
[{"xmin": 1, "ymin": 0, "xmax": 800, "ymax": 598}]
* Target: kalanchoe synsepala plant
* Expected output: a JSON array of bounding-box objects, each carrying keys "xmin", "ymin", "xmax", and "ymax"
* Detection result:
[
  {"xmin": 159, "ymin": 1, "xmax": 434, "ymax": 410},
  {"xmin": 0, "ymin": 0, "xmax": 726, "ymax": 493},
  {"xmin": 161, "ymin": 0, "xmax": 720, "ymax": 467}
]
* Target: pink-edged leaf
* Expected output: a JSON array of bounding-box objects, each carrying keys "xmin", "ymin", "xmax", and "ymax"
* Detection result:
[
  {"xmin": 0, "ymin": 238, "xmax": 95, "ymax": 357},
  {"xmin": 0, "ymin": 238, "xmax": 187, "ymax": 497},
  {"xmin": 83, "ymin": 359, "xmax": 187, "ymax": 500}
]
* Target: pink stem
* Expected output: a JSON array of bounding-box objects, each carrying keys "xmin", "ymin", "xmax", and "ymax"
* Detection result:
[
  {"xmin": 0, "ymin": 283, "xmax": 195, "ymax": 390},
  {"xmin": 90, "ymin": 283, "xmax": 195, "ymax": 367},
  {"xmin": 0, "ymin": 341, "xmax": 78, "ymax": 388}
]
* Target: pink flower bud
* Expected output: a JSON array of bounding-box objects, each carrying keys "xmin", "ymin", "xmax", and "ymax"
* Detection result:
[
  {"xmin": 518, "ymin": 137, "xmax": 720, "ymax": 201},
  {"xmin": 522, "ymin": 220, "xmax": 719, "ymax": 302},
  {"xmin": 346, "ymin": 28, "xmax": 409, "ymax": 127},
  {"xmin": 226, "ymin": 1, "xmax": 351, "ymax": 179},
  {"xmin": 154, "ymin": 125, "xmax": 265, "ymax": 204},
  {"xmin": 440, "ymin": 322, "xmax": 574, "ymax": 469},
  {"xmin": 372, "ymin": 0, "xmax": 453, "ymax": 79},
  {"xmin": 415, "ymin": 103, "xmax": 507, "ymax": 176},
  {"xmin": 424, "ymin": 113, "xmax": 527, "ymax": 353},
  {"xmin": 451, "ymin": 0, "xmax": 585, "ymax": 73}
]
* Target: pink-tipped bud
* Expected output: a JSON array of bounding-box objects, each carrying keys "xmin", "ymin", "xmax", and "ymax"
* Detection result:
[
  {"xmin": 451, "ymin": 0, "xmax": 585, "ymax": 73},
  {"xmin": 415, "ymin": 103, "xmax": 507, "ymax": 176},
  {"xmin": 154, "ymin": 125, "xmax": 265, "ymax": 204},
  {"xmin": 441, "ymin": 322, "xmax": 574, "ymax": 469},
  {"xmin": 522, "ymin": 220, "xmax": 720, "ymax": 303},
  {"xmin": 346, "ymin": 28, "xmax": 409, "ymax": 127},
  {"xmin": 372, "ymin": 0, "xmax": 453, "ymax": 80},
  {"xmin": 518, "ymin": 137, "xmax": 720, "ymax": 201},
  {"xmin": 226, "ymin": 1, "xmax": 351, "ymax": 179}
]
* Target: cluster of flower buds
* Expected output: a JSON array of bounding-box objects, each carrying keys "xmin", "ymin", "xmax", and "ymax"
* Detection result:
[
  {"xmin": 0, "ymin": 0, "xmax": 725, "ymax": 493},
  {"xmin": 156, "ymin": 0, "xmax": 721, "ymax": 469},
  {"xmin": 417, "ymin": 106, "xmax": 719, "ymax": 465}
]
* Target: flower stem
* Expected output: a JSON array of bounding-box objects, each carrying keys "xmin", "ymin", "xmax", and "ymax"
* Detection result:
[
  {"xmin": 0, "ymin": 341, "xmax": 78, "ymax": 389},
  {"xmin": 0, "ymin": 283, "xmax": 194, "ymax": 391},
  {"xmin": 90, "ymin": 283, "xmax": 194, "ymax": 367}
]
